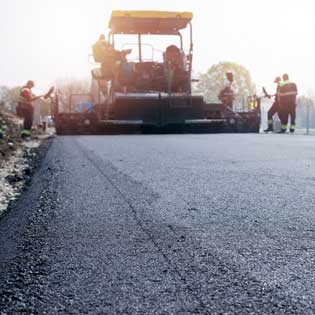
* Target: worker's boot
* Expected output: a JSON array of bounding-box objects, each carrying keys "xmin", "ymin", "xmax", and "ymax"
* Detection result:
[
  {"xmin": 278, "ymin": 124, "xmax": 287, "ymax": 134},
  {"xmin": 290, "ymin": 125, "xmax": 295, "ymax": 134},
  {"xmin": 278, "ymin": 128, "xmax": 287, "ymax": 134},
  {"xmin": 264, "ymin": 120, "xmax": 273, "ymax": 133},
  {"xmin": 264, "ymin": 125, "xmax": 273, "ymax": 133},
  {"xmin": 21, "ymin": 129, "xmax": 31, "ymax": 139}
]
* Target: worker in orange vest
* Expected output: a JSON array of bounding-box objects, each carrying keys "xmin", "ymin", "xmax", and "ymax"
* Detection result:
[
  {"xmin": 218, "ymin": 72, "xmax": 234, "ymax": 108},
  {"xmin": 17, "ymin": 81, "xmax": 54, "ymax": 138},
  {"xmin": 278, "ymin": 74, "xmax": 298, "ymax": 133}
]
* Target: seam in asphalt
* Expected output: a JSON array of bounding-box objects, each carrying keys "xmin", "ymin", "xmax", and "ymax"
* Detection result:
[{"xmin": 73, "ymin": 138, "xmax": 211, "ymax": 315}]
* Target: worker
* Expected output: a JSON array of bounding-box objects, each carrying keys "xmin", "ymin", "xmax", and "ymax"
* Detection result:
[
  {"xmin": 92, "ymin": 34, "xmax": 132, "ymax": 86},
  {"xmin": 264, "ymin": 76, "xmax": 282, "ymax": 132},
  {"xmin": 164, "ymin": 45, "xmax": 182, "ymax": 92},
  {"xmin": 17, "ymin": 80, "xmax": 41, "ymax": 138},
  {"xmin": 92, "ymin": 34, "xmax": 112, "ymax": 63},
  {"xmin": 218, "ymin": 72, "xmax": 234, "ymax": 108},
  {"xmin": 164, "ymin": 45, "xmax": 183, "ymax": 70},
  {"xmin": 278, "ymin": 74, "xmax": 298, "ymax": 133},
  {"xmin": 92, "ymin": 34, "xmax": 115, "ymax": 79}
]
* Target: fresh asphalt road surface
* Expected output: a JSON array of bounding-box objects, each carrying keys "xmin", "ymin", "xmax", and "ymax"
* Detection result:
[{"xmin": 1, "ymin": 134, "xmax": 315, "ymax": 314}]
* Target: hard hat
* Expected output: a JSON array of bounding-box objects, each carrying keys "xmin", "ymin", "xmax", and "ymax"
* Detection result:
[{"xmin": 274, "ymin": 76, "xmax": 281, "ymax": 83}]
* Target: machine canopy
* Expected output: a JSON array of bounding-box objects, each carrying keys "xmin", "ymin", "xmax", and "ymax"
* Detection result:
[{"xmin": 109, "ymin": 11, "xmax": 193, "ymax": 35}]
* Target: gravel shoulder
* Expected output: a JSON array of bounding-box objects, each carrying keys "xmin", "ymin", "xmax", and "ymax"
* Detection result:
[
  {"xmin": 0, "ymin": 141, "xmax": 43, "ymax": 216},
  {"xmin": 0, "ymin": 109, "xmax": 51, "ymax": 216}
]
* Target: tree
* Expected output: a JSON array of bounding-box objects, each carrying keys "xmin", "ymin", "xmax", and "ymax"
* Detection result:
[
  {"xmin": 196, "ymin": 62, "xmax": 256, "ymax": 105},
  {"xmin": 0, "ymin": 86, "xmax": 21, "ymax": 112},
  {"xmin": 0, "ymin": 86, "xmax": 9, "ymax": 105},
  {"xmin": 7, "ymin": 87, "xmax": 21, "ymax": 109},
  {"xmin": 0, "ymin": 87, "xmax": 8, "ymax": 110},
  {"xmin": 296, "ymin": 96, "xmax": 315, "ymax": 128}
]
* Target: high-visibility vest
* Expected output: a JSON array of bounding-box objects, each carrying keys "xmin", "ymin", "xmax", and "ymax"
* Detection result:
[
  {"xmin": 19, "ymin": 87, "xmax": 33, "ymax": 105},
  {"xmin": 279, "ymin": 80, "xmax": 297, "ymax": 104},
  {"xmin": 92, "ymin": 40, "xmax": 114, "ymax": 63},
  {"xmin": 218, "ymin": 85, "xmax": 234, "ymax": 106}
]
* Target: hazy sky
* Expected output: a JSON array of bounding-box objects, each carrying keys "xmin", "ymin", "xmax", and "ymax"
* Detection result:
[{"xmin": 1, "ymin": 0, "xmax": 314, "ymax": 94}]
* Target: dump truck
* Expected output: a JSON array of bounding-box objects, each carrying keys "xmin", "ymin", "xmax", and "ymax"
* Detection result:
[{"xmin": 54, "ymin": 11, "xmax": 260, "ymax": 134}]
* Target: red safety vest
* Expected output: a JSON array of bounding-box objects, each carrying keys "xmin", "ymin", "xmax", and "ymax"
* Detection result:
[
  {"xmin": 19, "ymin": 87, "xmax": 33, "ymax": 104},
  {"xmin": 279, "ymin": 81, "xmax": 298, "ymax": 105}
]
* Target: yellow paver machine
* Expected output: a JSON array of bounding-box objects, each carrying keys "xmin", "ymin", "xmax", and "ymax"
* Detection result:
[{"xmin": 54, "ymin": 11, "xmax": 260, "ymax": 134}]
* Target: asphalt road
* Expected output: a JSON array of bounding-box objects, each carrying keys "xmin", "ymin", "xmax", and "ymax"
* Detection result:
[{"xmin": 1, "ymin": 134, "xmax": 315, "ymax": 314}]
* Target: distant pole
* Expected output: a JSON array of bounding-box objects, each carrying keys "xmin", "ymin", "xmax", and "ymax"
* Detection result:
[
  {"xmin": 261, "ymin": 105, "xmax": 265, "ymax": 130},
  {"xmin": 306, "ymin": 101, "xmax": 310, "ymax": 135}
]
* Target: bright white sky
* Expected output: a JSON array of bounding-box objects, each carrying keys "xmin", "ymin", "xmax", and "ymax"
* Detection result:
[{"xmin": 0, "ymin": 0, "xmax": 314, "ymax": 95}]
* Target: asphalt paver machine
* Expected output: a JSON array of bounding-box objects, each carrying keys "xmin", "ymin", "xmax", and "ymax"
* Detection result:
[{"xmin": 54, "ymin": 11, "xmax": 260, "ymax": 134}]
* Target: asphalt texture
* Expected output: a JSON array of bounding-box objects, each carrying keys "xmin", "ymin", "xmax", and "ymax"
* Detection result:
[{"xmin": 1, "ymin": 134, "xmax": 315, "ymax": 314}]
